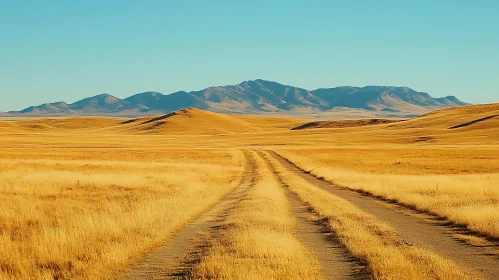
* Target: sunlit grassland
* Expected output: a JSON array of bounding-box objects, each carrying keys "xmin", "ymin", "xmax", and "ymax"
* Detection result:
[
  {"xmin": 0, "ymin": 148, "xmax": 244, "ymax": 279},
  {"xmin": 1, "ymin": 104, "xmax": 498, "ymax": 279}
]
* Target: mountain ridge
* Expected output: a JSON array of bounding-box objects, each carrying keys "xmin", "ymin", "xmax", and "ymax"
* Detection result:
[{"xmin": 6, "ymin": 79, "xmax": 468, "ymax": 118}]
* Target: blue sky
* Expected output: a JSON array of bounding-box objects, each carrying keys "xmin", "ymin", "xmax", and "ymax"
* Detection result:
[{"xmin": 1, "ymin": 0, "xmax": 498, "ymax": 111}]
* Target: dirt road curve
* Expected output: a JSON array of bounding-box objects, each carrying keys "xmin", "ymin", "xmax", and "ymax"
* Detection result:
[
  {"xmin": 268, "ymin": 151, "xmax": 499, "ymax": 280},
  {"xmin": 118, "ymin": 151, "xmax": 255, "ymax": 280}
]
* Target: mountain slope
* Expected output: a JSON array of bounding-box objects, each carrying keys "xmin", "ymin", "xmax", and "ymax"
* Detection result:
[
  {"xmin": 70, "ymin": 94, "xmax": 146, "ymax": 112},
  {"xmin": 7, "ymin": 80, "xmax": 468, "ymax": 117}
]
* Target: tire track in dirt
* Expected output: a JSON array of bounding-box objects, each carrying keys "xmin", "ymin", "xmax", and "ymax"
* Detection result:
[
  {"xmin": 118, "ymin": 150, "xmax": 255, "ymax": 280},
  {"xmin": 269, "ymin": 151, "xmax": 499, "ymax": 280},
  {"xmin": 256, "ymin": 151, "xmax": 369, "ymax": 280}
]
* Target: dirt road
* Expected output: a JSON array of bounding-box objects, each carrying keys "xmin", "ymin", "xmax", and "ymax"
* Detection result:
[
  {"xmin": 253, "ymin": 151, "xmax": 369, "ymax": 279},
  {"xmin": 268, "ymin": 150, "xmax": 499, "ymax": 280}
]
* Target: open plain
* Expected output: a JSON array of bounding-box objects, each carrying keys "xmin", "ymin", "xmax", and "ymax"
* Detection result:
[{"xmin": 1, "ymin": 104, "xmax": 498, "ymax": 279}]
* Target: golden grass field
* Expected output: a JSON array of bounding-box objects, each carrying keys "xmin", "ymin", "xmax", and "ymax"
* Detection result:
[
  {"xmin": 0, "ymin": 104, "xmax": 498, "ymax": 279},
  {"xmin": 0, "ymin": 148, "xmax": 244, "ymax": 279}
]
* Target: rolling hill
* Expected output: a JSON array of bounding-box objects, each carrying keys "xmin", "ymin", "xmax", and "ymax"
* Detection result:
[
  {"xmin": 0, "ymin": 108, "xmax": 306, "ymax": 135},
  {"xmin": 118, "ymin": 108, "xmax": 261, "ymax": 134},
  {"xmin": 2, "ymin": 103, "xmax": 499, "ymax": 146},
  {"xmin": 5, "ymin": 80, "xmax": 468, "ymax": 118},
  {"xmin": 388, "ymin": 103, "xmax": 499, "ymax": 130}
]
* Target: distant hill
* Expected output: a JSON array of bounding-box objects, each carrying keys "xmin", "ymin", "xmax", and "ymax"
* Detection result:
[
  {"xmin": 388, "ymin": 103, "xmax": 499, "ymax": 131},
  {"xmin": 0, "ymin": 108, "xmax": 306, "ymax": 134},
  {"xmin": 119, "ymin": 108, "xmax": 262, "ymax": 135},
  {"xmin": 6, "ymin": 79, "xmax": 468, "ymax": 118}
]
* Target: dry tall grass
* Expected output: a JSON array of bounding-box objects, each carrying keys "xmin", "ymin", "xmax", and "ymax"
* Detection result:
[
  {"xmin": 276, "ymin": 149, "xmax": 499, "ymax": 239},
  {"xmin": 263, "ymin": 152, "xmax": 477, "ymax": 280},
  {"xmin": 0, "ymin": 148, "xmax": 244, "ymax": 279},
  {"xmin": 191, "ymin": 151, "xmax": 322, "ymax": 279}
]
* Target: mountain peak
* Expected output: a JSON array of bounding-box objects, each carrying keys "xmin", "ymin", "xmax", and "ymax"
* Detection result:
[
  {"xmin": 239, "ymin": 79, "xmax": 279, "ymax": 86},
  {"xmin": 137, "ymin": 91, "xmax": 162, "ymax": 96},
  {"xmin": 125, "ymin": 91, "xmax": 164, "ymax": 102},
  {"xmin": 91, "ymin": 93, "xmax": 115, "ymax": 99}
]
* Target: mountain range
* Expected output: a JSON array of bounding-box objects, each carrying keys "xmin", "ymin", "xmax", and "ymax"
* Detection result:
[{"xmin": 5, "ymin": 79, "xmax": 468, "ymax": 118}]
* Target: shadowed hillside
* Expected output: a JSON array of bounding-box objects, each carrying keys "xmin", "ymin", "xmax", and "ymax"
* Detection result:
[{"xmin": 292, "ymin": 119, "xmax": 400, "ymax": 130}]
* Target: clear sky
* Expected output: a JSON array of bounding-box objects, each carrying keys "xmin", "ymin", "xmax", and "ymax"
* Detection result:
[{"xmin": 1, "ymin": 0, "xmax": 498, "ymax": 111}]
